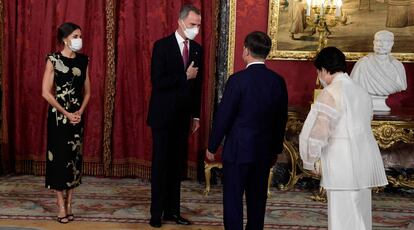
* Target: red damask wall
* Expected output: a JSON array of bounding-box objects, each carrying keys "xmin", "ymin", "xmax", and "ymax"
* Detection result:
[{"xmin": 234, "ymin": 1, "xmax": 414, "ymax": 107}]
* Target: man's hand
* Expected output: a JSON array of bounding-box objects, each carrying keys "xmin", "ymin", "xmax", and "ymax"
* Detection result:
[
  {"xmin": 192, "ymin": 119, "xmax": 200, "ymax": 134},
  {"xmin": 186, "ymin": 61, "xmax": 198, "ymax": 80},
  {"xmin": 206, "ymin": 149, "xmax": 215, "ymax": 161}
]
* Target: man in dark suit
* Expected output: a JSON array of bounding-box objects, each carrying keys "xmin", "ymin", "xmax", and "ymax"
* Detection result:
[
  {"xmin": 147, "ymin": 4, "xmax": 203, "ymax": 228},
  {"xmin": 206, "ymin": 31, "xmax": 288, "ymax": 230}
]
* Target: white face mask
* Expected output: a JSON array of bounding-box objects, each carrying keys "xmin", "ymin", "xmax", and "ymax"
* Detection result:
[
  {"xmin": 181, "ymin": 20, "xmax": 199, "ymax": 40},
  {"xmin": 319, "ymin": 77, "xmax": 328, "ymax": 88},
  {"xmin": 69, "ymin": 38, "xmax": 83, "ymax": 52}
]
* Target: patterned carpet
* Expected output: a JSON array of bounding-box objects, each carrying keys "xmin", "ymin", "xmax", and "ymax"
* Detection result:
[{"xmin": 0, "ymin": 175, "xmax": 413, "ymax": 229}]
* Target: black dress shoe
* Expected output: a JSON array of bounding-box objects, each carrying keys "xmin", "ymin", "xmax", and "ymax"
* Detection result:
[
  {"xmin": 149, "ymin": 218, "xmax": 162, "ymax": 228},
  {"xmin": 163, "ymin": 214, "xmax": 191, "ymax": 225}
]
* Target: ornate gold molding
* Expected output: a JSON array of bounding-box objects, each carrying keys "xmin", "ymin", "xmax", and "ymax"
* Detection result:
[
  {"xmin": 227, "ymin": 0, "xmax": 236, "ymax": 77},
  {"xmin": 387, "ymin": 175, "xmax": 414, "ymax": 189},
  {"xmin": 267, "ymin": 0, "xmax": 414, "ymax": 62},
  {"xmin": 285, "ymin": 112, "xmax": 305, "ymax": 135},
  {"xmin": 372, "ymin": 121, "xmax": 414, "ymax": 149},
  {"xmin": 103, "ymin": 0, "xmax": 116, "ymax": 176},
  {"xmin": 267, "ymin": 0, "xmax": 319, "ymax": 61},
  {"xmin": 279, "ymin": 140, "xmax": 302, "ymax": 190}
]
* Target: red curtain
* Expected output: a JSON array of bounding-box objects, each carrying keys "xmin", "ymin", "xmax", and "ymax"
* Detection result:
[
  {"xmin": 2, "ymin": 0, "xmax": 106, "ymax": 174},
  {"xmin": 111, "ymin": 0, "xmax": 216, "ymax": 177},
  {"xmin": 2, "ymin": 0, "xmax": 216, "ymax": 178}
]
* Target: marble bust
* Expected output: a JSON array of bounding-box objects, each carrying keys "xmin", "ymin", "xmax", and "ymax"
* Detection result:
[{"xmin": 350, "ymin": 30, "xmax": 407, "ymax": 111}]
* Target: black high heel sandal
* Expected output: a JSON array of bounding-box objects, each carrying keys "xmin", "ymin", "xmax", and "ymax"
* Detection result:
[
  {"xmin": 57, "ymin": 216, "xmax": 69, "ymax": 224},
  {"xmin": 57, "ymin": 205, "xmax": 69, "ymax": 224},
  {"xmin": 66, "ymin": 203, "xmax": 74, "ymax": 221}
]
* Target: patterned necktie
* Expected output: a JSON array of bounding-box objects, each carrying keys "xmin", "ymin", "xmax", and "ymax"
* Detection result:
[{"xmin": 183, "ymin": 40, "xmax": 189, "ymax": 68}]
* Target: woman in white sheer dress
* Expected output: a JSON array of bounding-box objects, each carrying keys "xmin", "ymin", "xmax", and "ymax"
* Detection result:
[{"xmin": 299, "ymin": 47, "xmax": 388, "ymax": 230}]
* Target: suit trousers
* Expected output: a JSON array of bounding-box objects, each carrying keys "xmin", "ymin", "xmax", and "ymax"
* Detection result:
[
  {"xmin": 150, "ymin": 125, "xmax": 189, "ymax": 219},
  {"xmin": 223, "ymin": 160, "xmax": 272, "ymax": 230}
]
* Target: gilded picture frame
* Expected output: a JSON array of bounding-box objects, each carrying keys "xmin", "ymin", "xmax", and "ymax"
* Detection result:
[{"xmin": 267, "ymin": 0, "xmax": 414, "ymax": 62}]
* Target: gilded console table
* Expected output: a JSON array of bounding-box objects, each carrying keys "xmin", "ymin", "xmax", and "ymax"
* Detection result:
[{"xmin": 280, "ymin": 107, "xmax": 414, "ymax": 191}]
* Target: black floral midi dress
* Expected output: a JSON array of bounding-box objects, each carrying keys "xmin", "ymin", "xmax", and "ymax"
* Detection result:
[{"xmin": 45, "ymin": 52, "xmax": 88, "ymax": 191}]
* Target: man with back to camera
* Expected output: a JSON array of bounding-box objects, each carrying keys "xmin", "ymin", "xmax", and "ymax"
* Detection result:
[
  {"xmin": 206, "ymin": 31, "xmax": 288, "ymax": 230},
  {"xmin": 147, "ymin": 4, "xmax": 203, "ymax": 228}
]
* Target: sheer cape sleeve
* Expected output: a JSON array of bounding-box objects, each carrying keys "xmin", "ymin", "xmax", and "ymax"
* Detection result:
[{"xmin": 299, "ymin": 89, "xmax": 338, "ymax": 170}]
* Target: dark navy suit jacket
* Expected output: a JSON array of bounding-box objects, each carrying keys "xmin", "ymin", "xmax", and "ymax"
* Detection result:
[
  {"xmin": 147, "ymin": 33, "xmax": 203, "ymax": 129},
  {"xmin": 208, "ymin": 64, "xmax": 288, "ymax": 163}
]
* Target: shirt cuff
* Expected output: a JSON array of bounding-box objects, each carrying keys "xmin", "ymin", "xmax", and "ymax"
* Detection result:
[
  {"xmin": 193, "ymin": 118, "xmax": 200, "ymax": 121},
  {"xmin": 302, "ymin": 161, "xmax": 315, "ymax": 171}
]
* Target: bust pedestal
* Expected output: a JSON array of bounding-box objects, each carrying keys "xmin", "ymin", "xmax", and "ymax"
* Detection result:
[{"xmin": 372, "ymin": 95, "xmax": 391, "ymax": 112}]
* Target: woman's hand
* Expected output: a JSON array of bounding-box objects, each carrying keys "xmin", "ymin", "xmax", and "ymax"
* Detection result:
[
  {"xmin": 309, "ymin": 169, "xmax": 320, "ymax": 177},
  {"xmin": 66, "ymin": 112, "xmax": 81, "ymax": 124},
  {"xmin": 73, "ymin": 110, "xmax": 83, "ymax": 124},
  {"xmin": 74, "ymin": 110, "xmax": 82, "ymax": 116},
  {"xmin": 310, "ymin": 160, "xmax": 322, "ymax": 177}
]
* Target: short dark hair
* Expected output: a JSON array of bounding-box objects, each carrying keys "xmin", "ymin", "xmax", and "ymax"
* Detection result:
[
  {"xmin": 314, "ymin": 47, "xmax": 347, "ymax": 74},
  {"xmin": 57, "ymin": 22, "xmax": 81, "ymax": 44},
  {"xmin": 179, "ymin": 4, "xmax": 201, "ymax": 19},
  {"xmin": 244, "ymin": 31, "xmax": 272, "ymax": 59}
]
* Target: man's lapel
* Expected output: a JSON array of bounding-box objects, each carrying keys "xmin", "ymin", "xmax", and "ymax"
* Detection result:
[{"xmin": 169, "ymin": 34, "xmax": 185, "ymax": 69}]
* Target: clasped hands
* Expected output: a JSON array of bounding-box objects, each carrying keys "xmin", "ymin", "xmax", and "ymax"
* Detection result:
[{"xmin": 65, "ymin": 110, "xmax": 82, "ymax": 125}]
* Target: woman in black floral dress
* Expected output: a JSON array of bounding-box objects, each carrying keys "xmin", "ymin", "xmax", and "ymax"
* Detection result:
[{"xmin": 41, "ymin": 22, "xmax": 90, "ymax": 223}]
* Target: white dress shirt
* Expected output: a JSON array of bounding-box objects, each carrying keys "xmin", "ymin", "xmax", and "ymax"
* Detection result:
[
  {"xmin": 175, "ymin": 31, "xmax": 199, "ymax": 121},
  {"xmin": 175, "ymin": 31, "xmax": 190, "ymax": 56},
  {"xmin": 246, "ymin": 61, "xmax": 265, "ymax": 68}
]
